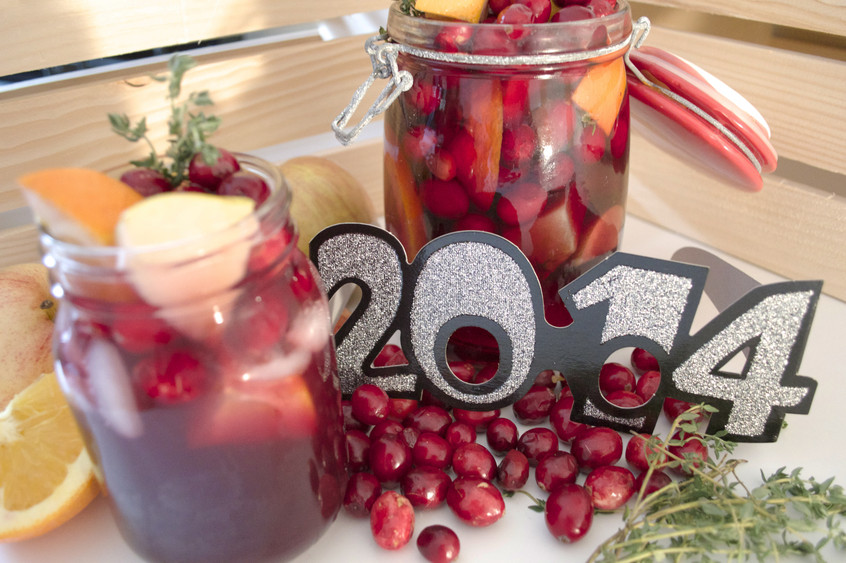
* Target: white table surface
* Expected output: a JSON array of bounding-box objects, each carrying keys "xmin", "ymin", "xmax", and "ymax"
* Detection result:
[{"xmin": 2, "ymin": 210, "xmax": 843, "ymax": 563}]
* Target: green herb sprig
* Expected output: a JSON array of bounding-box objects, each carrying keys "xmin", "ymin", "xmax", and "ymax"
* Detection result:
[
  {"xmin": 108, "ymin": 54, "xmax": 221, "ymax": 187},
  {"xmin": 589, "ymin": 405, "xmax": 846, "ymax": 562}
]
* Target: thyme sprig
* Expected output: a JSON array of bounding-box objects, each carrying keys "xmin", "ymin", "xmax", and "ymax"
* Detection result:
[
  {"xmin": 589, "ymin": 405, "xmax": 846, "ymax": 562},
  {"xmin": 108, "ymin": 54, "xmax": 221, "ymax": 187}
]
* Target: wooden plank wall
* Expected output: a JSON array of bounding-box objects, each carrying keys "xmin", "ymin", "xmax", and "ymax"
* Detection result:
[{"xmin": 2, "ymin": 1, "xmax": 845, "ymax": 301}]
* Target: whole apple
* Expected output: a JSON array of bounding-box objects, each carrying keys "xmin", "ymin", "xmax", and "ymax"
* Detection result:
[
  {"xmin": 0, "ymin": 263, "xmax": 56, "ymax": 409},
  {"xmin": 279, "ymin": 156, "xmax": 377, "ymax": 255}
]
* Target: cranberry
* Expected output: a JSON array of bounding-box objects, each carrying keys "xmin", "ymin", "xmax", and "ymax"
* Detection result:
[
  {"xmin": 132, "ymin": 347, "xmax": 207, "ymax": 404},
  {"xmin": 668, "ymin": 432, "xmax": 708, "ymax": 476},
  {"xmin": 512, "ymin": 384, "xmax": 556, "ymax": 424},
  {"xmin": 580, "ymin": 125, "xmax": 607, "ymax": 163},
  {"xmin": 444, "ymin": 421, "xmax": 476, "ymax": 450},
  {"xmin": 119, "ymin": 167, "xmax": 171, "ymax": 196},
  {"xmin": 571, "ymin": 427, "xmax": 623, "ymax": 471},
  {"xmin": 550, "ymin": 5, "xmax": 594, "ymax": 22},
  {"xmin": 485, "ymin": 417, "xmax": 519, "ymax": 454},
  {"xmin": 370, "ymin": 491, "xmax": 415, "ymax": 550},
  {"xmin": 599, "ymin": 362, "xmax": 636, "ymax": 395},
  {"xmin": 447, "ymin": 478, "xmax": 505, "ymax": 527},
  {"xmin": 514, "ymin": 0, "xmax": 552, "ymax": 22},
  {"xmin": 412, "ymin": 432, "xmax": 453, "ymax": 470},
  {"xmin": 496, "ymin": 449, "xmax": 530, "ymax": 491},
  {"xmin": 422, "ymin": 178, "xmax": 470, "ymax": 220},
  {"xmin": 533, "ymin": 369, "xmax": 562, "ymax": 389},
  {"xmin": 345, "ymin": 429, "xmax": 371, "ymax": 472},
  {"xmin": 604, "ymin": 390, "xmax": 644, "ymax": 408},
  {"xmin": 351, "ymin": 384, "xmax": 390, "ymax": 426},
  {"xmin": 218, "ymin": 172, "xmax": 270, "ymax": 206},
  {"xmin": 342, "ymin": 400, "xmax": 367, "ymax": 432},
  {"xmin": 407, "ymin": 76, "xmax": 442, "ymax": 115},
  {"xmin": 488, "ymin": 0, "xmax": 514, "ymax": 15},
  {"xmin": 369, "ymin": 434, "xmax": 412, "ymax": 487},
  {"xmin": 426, "ymin": 149, "xmax": 457, "ymax": 182},
  {"xmin": 535, "ymin": 451, "xmax": 579, "ymax": 492},
  {"xmin": 500, "ymin": 124, "xmax": 536, "ymax": 165},
  {"xmin": 403, "ymin": 125, "xmax": 438, "ymax": 161},
  {"xmin": 452, "ymin": 443, "xmax": 497, "ymax": 481},
  {"xmin": 584, "ymin": 0, "xmax": 617, "ymax": 16},
  {"xmin": 401, "ymin": 466, "xmax": 451, "ymax": 509},
  {"xmin": 516, "ymin": 427, "xmax": 559, "ymax": 466},
  {"xmin": 545, "ymin": 483, "xmax": 593, "ymax": 543},
  {"xmin": 188, "ymin": 148, "xmax": 240, "ymax": 189},
  {"xmin": 451, "ymin": 408, "xmax": 500, "ymax": 430},
  {"xmin": 448, "ymin": 360, "xmax": 477, "ymax": 383},
  {"xmin": 496, "ymin": 3, "xmax": 534, "ymax": 37},
  {"xmin": 635, "ymin": 370, "xmax": 661, "ymax": 402},
  {"xmin": 585, "ymin": 465, "xmax": 636, "ymax": 510},
  {"xmin": 110, "ymin": 306, "xmax": 176, "ymax": 354},
  {"xmin": 369, "ymin": 419, "xmax": 404, "ymax": 441},
  {"xmin": 497, "ymin": 182, "xmax": 547, "ymax": 227},
  {"xmin": 501, "ymin": 79, "xmax": 530, "ymax": 126},
  {"xmin": 635, "ymin": 469, "xmax": 673, "ymax": 496},
  {"xmin": 663, "ymin": 398, "xmax": 708, "ymax": 424},
  {"xmin": 625, "ymin": 433, "xmax": 667, "ymax": 473},
  {"xmin": 417, "ymin": 524, "xmax": 460, "ymax": 563},
  {"xmin": 374, "ymin": 343, "xmax": 407, "ymax": 367},
  {"xmin": 455, "ymin": 213, "xmax": 497, "ymax": 233},
  {"xmin": 631, "ymin": 347, "xmax": 660, "ymax": 375},
  {"xmin": 387, "ymin": 398, "xmax": 418, "ymax": 422},
  {"xmin": 343, "ymin": 472, "xmax": 382, "ymax": 517},
  {"xmin": 404, "ymin": 405, "xmax": 453, "ymax": 436},
  {"xmin": 550, "ymin": 396, "xmax": 586, "ymax": 444}
]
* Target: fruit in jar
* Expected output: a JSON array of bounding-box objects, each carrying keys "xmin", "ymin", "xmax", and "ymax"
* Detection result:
[
  {"xmin": 572, "ymin": 57, "xmax": 627, "ymax": 136},
  {"xmin": 0, "ymin": 372, "xmax": 99, "ymax": 541},
  {"xmin": 0, "ymin": 263, "xmax": 56, "ymax": 410},
  {"xmin": 18, "ymin": 168, "xmax": 143, "ymax": 245},
  {"xmin": 414, "ymin": 0, "xmax": 489, "ymax": 23},
  {"xmin": 279, "ymin": 156, "xmax": 377, "ymax": 255}
]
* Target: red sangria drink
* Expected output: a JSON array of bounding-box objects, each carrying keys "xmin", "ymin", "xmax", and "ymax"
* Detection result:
[
  {"xmin": 384, "ymin": 2, "xmax": 632, "ymax": 358},
  {"xmin": 40, "ymin": 155, "xmax": 346, "ymax": 562}
]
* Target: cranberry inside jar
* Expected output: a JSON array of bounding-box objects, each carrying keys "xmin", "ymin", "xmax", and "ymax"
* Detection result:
[{"xmin": 384, "ymin": 3, "xmax": 632, "ymax": 355}]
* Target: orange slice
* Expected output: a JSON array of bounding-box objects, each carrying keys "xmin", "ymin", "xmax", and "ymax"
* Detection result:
[
  {"xmin": 18, "ymin": 168, "xmax": 143, "ymax": 246},
  {"xmin": 414, "ymin": 0, "xmax": 488, "ymax": 23},
  {"xmin": 572, "ymin": 58, "xmax": 627, "ymax": 136},
  {"xmin": 0, "ymin": 372, "xmax": 99, "ymax": 541}
]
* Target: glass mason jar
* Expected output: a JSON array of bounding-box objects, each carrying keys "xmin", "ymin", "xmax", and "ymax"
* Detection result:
[
  {"xmin": 42, "ymin": 155, "xmax": 346, "ymax": 562},
  {"xmin": 383, "ymin": 3, "xmax": 632, "ymax": 358}
]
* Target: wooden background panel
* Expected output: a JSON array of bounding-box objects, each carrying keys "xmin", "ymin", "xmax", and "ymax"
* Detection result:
[
  {"xmin": 628, "ymin": 132, "xmax": 846, "ymax": 300},
  {"xmin": 0, "ymin": 34, "xmax": 381, "ymax": 214},
  {"xmin": 0, "ymin": 0, "xmax": 386, "ymax": 77},
  {"xmin": 632, "ymin": 0, "xmax": 846, "ymax": 36}
]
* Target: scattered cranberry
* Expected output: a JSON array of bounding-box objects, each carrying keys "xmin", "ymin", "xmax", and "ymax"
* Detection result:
[
  {"xmin": 452, "ymin": 443, "xmax": 497, "ymax": 481},
  {"xmin": 351, "ymin": 384, "xmax": 389, "ymax": 426},
  {"xmin": 369, "ymin": 434, "xmax": 413, "ymax": 487},
  {"xmin": 401, "ymin": 466, "xmax": 452, "ymax": 509},
  {"xmin": 345, "ymin": 429, "xmax": 371, "ymax": 472},
  {"xmin": 485, "ymin": 417, "xmax": 519, "ymax": 454},
  {"xmin": 412, "ymin": 432, "xmax": 453, "ymax": 470},
  {"xmin": 343, "ymin": 472, "xmax": 382, "ymax": 518},
  {"xmin": 635, "ymin": 469, "xmax": 672, "ymax": 496},
  {"xmin": 496, "ymin": 449, "xmax": 530, "ymax": 491},
  {"xmin": 571, "ymin": 426, "xmax": 623, "ymax": 471},
  {"xmin": 451, "ymin": 408, "xmax": 500, "ymax": 430},
  {"xmin": 405, "ymin": 405, "xmax": 453, "ymax": 436},
  {"xmin": 370, "ymin": 491, "xmax": 415, "ymax": 550},
  {"xmin": 599, "ymin": 362, "xmax": 636, "ymax": 395},
  {"xmin": 625, "ymin": 433, "xmax": 666, "ymax": 473},
  {"xmin": 447, "ymin": 478, "xmax": 505, "ymax": 527},
  {"xmin": 533, "ymin": 369, "xmax": 562, "ymax": 389},
  {"xmin": 342, "ymin": 399, "xmax": 367, "ymax": 432},
  {"xmin": 188, "ymin": 148, "xmax": 240, "ymax": 189},
  {"xmin": 668, "ymin": 432, "xmax": 708, "ymax": 476},
  {"xmin": 604, "ymin": 389, "xmax": 644, "ymax": 408},
  {"xmin": 374, "ymin": 344, "xmax": 407, "ymax": 367},
  {"xmin": 635, "ymin": 370, "xmax": 661, "ymax": 403},
  {"xmin": 417, "ymin": 525, "xmax": 460, "ymax": 563},
  {"xmin": 387, "ymin": 398, "xmax": 418, "ymax": 422},
  {"xmin": 663, "ymin": 398, "xmax": 708, "ymax": 424},
  {"xmin": 512, "ymin": 384, "xmax": 556, "ymax": 424},
  {"xmin": 369, "ymin": 419, "xmax": 404, "ymax": 441},
  {"xmin": 585, "ymin": 465, "xmax": 636, "ymax": 510},
  {"xmin": 545, "ymin": 484, "xmax": 593, "ymax": 543},
  {"xmin": 444, "ymin": 421, "xmax": 476, "ymax": 450},
  {"xmin": 550, "ymin": 394, "xmax": 589, "ymax": 442},
  {"xmin": 516, "ymin": 427, "xmax": 559, "ymax": 466},
  {"xmin": 535, "ymin": 451, "xmax": 579, "ymax": 492},
  {"xmin": 631, "ymin": 347, "xmax": 659, "ymax": 375}
]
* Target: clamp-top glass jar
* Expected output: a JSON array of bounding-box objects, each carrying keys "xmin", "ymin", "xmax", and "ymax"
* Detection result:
[{"xmin": 383, "ymin": 2, "xmax": 633, "ymax": 356}]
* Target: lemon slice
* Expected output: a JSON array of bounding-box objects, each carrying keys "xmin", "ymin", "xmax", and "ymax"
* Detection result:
[{"xmin": 0, "ymin": 372, "xmax": 99, "ymax": 541}]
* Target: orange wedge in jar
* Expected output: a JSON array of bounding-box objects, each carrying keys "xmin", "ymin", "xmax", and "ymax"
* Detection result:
[{"xmin": 572, "ymin": 57, "xmax": 627, "ymax": 136}]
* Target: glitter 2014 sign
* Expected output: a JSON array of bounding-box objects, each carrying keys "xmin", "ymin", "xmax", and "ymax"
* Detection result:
[{"xmin": 311, "ymin": 224, "xmax": 821, "ymax": 443}]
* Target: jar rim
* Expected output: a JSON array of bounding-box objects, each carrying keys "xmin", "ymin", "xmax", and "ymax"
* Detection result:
[{"xmin": 39, "ymin": 152, "xmax": 291, "ymax": 263}]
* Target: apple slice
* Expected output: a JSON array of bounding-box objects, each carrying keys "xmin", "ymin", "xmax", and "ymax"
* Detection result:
[
  {"xmin": 116, "ymin": 192, "xmax": 259, "ymax": 338},
  {"xmin": 18, "ymin": 168, "xmax": 143, "ymax": 246}
]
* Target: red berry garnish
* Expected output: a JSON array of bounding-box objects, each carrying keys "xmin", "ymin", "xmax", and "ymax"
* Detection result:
[
  {"xmin": 447, "ymin": 477, "xmax": 505, "ymax": 527},
  {"xmin": 417, "ymin": 525, "xmax": 460, "ymax": 563},
  {"xmin": 514, "ymin": 0, "xmax": 552, "ymax": 22},
  {"xmin": 120, "ymin": 168, "xmax": 171, "ymax": 196},
  {"xmin": 452, "ymin": 443, "xmax": 497, "ymax": 481},
  {"xmin": 599, "ymin": 362, "xmax": 636, "ymax": 395},
  {"xmin": 584, "ymin": 465, "xmax": 636, "ymax": 510},
  {"xmin": 369, "ymin": 419, "xmax": 404, "ymax": 441},
  {"xmin": 631, "ymin": 347, "xmax": 660, "ymax": 374},
  {"xmin": 369, "ymin": 434, "xmax": 413, "ymax": 487},
  {"xmin": 188, "ymin": 148, "xmax": 240, "ymax": 189},
  {"xmin": 387, "ymin": 397, "xmax": 418, "ymax": 422},
  {"xmin": 404, "ymin": 405, "xmax": 453, "ymax": 436},
  {"xmin": 635, "ymin": 469, "xmax": 673, "ymax": 496},
  {"xmin": 635, "ymin": 370, "xmax": 661, "ymax": 403},
  {"xmin": 544, "ymin": 483, "xmax": 593, "ymax": 543},
  {"xmin": 517, "ymin": 427, "xmax": 559, "ymax": 466},
  {"xmin": 512, "ymin": 384, "xmax": 556, "ymax": 424},
  {"xmin": 343, "ymin": 472, "xmax": 382, "ymax": 517},
  {"xmin": 485, "ymin": 417, "xmax": 519, "ymax": 455},
  {"xmin": 625, "ymin": 433, "xmax": 666, "ymax": 473},
  {"xmin": 496, "ymin": 449, "xmax": 530, "ymax": 491},
  {"xmin": 605, "ymin": 389, "xmax": 644, "ymax": 408},
  {"xmin": 550, "ymin": 394, "xmax": 589, "ymax": 442},
  {"xmin": 668, "ymin": 432, "xmax": 708, "ymax": 476},
  {"xmin": 535, "ymin": 451, "xmax": 579, "ymax": 492},
  {"xmin": 351, "ymin": 383, "xmax": 390, "ymax": 426},
  {"xmin": 370, "ymin": 491, "xmax": 415, "ymax": 550},
  {"xmin": 444, "ymin": 421, "xmax": 477, "ymax": 450},
  {"xmin": 345, "ymin": 429, "xmax": 371, "ymax": 473},
  {"xmin": 217, "ymin": 172, "xmax": 270, "ymax": 206},
  {"xmin": 400, "ymin": 466, "xmax": 451, "ymax": 509},
  {"xmin": 571, "ymin": 426, "xmax": 623, "ymax": 471},
  {"xmin": 451, "ymin": 408, "xmax": 500, "ymax": 430},
  {"xmin": 412, "ymin": 431, "xmax": 453, "ymax": 470},
  {"xmin": 374, "ymin": 343, "xmax": 407, "ymax": 367}
]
